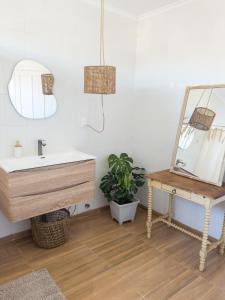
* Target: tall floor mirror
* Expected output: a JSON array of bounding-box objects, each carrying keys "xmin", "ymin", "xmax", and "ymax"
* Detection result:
[{"xmin": 171, "ymin": 84, "xmax": 225, "ymax": 186}]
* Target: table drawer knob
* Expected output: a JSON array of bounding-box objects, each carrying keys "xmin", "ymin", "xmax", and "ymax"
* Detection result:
[{"xmin": 172, "ymin": 189, "xmax": 176, "ymax": 194}]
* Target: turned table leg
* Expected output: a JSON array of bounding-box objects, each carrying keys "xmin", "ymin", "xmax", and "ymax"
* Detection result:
[
  {"xmin": 146, "ymin": 181, "xmax": 153, "ymax": 239},
  {"xmin": 199, "ymin": 203, "xmax": 211, "ymax": 272},
  {"xmin": 168, "ymin": 193, "xmax": 174, "ymax": 225},
  {"xmin": 219, "ymin": 212, "xmax": 225, "ymax": 255}
]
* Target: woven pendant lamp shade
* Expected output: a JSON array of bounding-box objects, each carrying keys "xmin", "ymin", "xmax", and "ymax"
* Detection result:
[
  {"xmin": 41, "ymin": 74, "xmax": 54, "ymax": 95},
  {"xmin": 189, "ymin": 107, "xmax": 216, "ymax": 131},
  {"xmin": 82, "ymin": 0, "xmax": 115, "ymax": 133},
  {"xmin": 84, "ymin": 66, "xmax": 116, "ymax": 94}
]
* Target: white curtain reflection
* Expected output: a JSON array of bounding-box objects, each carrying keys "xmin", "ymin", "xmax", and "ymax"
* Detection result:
[
  {"xmin": 195, "ymin": 128, "xmax": 225, "ymax": 182},
  {"xmin": 179, "ymin": 125, "xmax": 195, "ymax": 150}
]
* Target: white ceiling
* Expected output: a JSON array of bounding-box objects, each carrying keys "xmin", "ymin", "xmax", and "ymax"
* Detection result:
[{"xmin": 86, "ymin": 0, "xmax": 187, "ymax": 18}]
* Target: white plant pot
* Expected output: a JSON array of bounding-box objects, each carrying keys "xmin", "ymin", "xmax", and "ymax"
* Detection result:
[{"xmin": 109, "ymin": 198, "xmax": 140, "ymax": 225}]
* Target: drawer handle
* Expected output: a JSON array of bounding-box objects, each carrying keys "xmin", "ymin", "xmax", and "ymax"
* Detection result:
[
  {"xmin": 172, "ymin": 189, "xmax": 176, "ymax": 194},
  {"xmin": 18, "ymin": 181, "xmax": 89, "ymax": 197}
]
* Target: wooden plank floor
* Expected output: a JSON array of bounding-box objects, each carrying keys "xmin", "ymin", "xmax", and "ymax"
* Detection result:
[{"xmin": 1, "ymin": 207, "xmax": 225, "ymax": 299}]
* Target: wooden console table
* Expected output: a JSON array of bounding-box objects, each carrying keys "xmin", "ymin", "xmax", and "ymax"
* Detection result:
[{"xmin": 146, "ymin": 170, "xmax": 225, "ymax": 271}]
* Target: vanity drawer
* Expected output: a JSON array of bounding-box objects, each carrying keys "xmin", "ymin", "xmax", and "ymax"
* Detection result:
[
  {"xmin": 8, "ymin": 159, "xmax": 95, "ymax": 197},
  {"xmin": 9, "ymin": 180, "xmax": 95, "ymax": 222},
  {"xmin": 162, "ymin": 184, "xmax": 191, "ymax": 199}
]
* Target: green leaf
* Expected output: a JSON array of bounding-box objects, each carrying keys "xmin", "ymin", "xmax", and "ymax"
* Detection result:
[{"xmin": 100, "ymin": 153, "xmax": 145, "ymax": 203}]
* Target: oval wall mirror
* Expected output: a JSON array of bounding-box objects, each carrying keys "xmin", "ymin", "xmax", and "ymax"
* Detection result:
[{"xmin": 8, "ymin": 60, "xmax": 57, "ymax": 119}]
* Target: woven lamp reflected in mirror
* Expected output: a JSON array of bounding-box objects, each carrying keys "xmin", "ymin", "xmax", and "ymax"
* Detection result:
[
  {"xmin": 41, "ymin": 74, "xmax": 54, "ymax": 95},
  {"xmin": 84, "ymin": 0, "xmax": 116, "ymax": 133},
  {"xmin": 189, "ymin": 107, "xmax": 216, "ymax": 131},
  {"xmin": 189, "ymin": 88, "xmax": 216, "ymax": 131}
]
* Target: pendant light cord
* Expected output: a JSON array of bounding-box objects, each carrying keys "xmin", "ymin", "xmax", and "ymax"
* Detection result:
[
  {"xmin": 196, "ymin": 88, "xmax": 213, "ymax": 108},
  {"xmin": 100, "ymin": 0, "xmax": 105, "ymax": 65},
  {"xmin": 206, "ymin": 88, "xmax": 213, "ymax": 108},
  {"xmin": 86, "ymin": 94, "xmax": 105, "ymax": 133},
  {"xmin": 196, "ymin": 89, "xmax": 206, "ymax": 107},
  {"xmin": 87, "ymin": 0, "xmax": 105, "ymax": 133}
]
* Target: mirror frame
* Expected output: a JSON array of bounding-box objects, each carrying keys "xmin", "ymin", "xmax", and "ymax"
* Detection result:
[{"xmin": 170, "ymin": 83, "xmax": 225, "ymax": 187}]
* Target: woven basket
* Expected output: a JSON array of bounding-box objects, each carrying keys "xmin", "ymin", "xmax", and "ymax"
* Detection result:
[{"xmin": 31, "ymin": 209, "xmax": 70, "ymax": 249}]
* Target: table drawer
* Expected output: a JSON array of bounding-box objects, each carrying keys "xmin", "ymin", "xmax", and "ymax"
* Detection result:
[{"xmin": 162, "ymin": 184, "xmax": 191, "ymax": 199}]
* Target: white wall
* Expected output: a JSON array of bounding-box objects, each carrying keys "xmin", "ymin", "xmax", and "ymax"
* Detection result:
[
  {"xmin": 134, "ymin": 0, "xmax": 225, "ymax": 238},
  {"xmin": 0, "ymin": 0, "xmax": 137, "ymax": 237},
  {"xmin": 1, "ymin": 0, "xmax": 225, "ymax": 240}
]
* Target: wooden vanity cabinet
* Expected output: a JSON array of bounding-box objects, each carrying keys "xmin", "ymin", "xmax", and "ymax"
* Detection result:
[{"xmin": 0, "ymin": 159, "xmax": 95, "ymax": 222}]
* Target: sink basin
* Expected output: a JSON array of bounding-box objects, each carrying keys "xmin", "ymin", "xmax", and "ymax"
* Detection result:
[{"xmin": 0, "ymin": 150, "xmax": 96, "ymax": 173}]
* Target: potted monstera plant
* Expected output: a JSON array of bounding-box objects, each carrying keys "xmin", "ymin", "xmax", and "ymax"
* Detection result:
[{"xmin": 100, "ymin": 153, "xmax": 145, "ymax": 224}]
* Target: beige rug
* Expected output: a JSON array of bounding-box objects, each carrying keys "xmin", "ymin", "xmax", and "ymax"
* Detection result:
[{"xmin": 0, "ymin": 269, "xmax": 66, "ymax": 300}]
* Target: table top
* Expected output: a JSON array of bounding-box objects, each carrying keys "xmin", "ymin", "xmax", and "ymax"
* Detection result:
[{"xmin": 146, "ymin": 170, "xmax": 225, "ymax": 199}]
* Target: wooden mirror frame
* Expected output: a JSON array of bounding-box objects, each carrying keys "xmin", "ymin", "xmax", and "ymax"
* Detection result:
[{"xmin": 170, "ymin": 84, "xmax": 225, "ymax": 187}]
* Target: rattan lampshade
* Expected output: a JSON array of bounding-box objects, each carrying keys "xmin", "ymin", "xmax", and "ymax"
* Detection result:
[
  {"xmin": 84, "ymin": 66, "xmax": 116, "ymax": 94},
  {"xmin": 189, "ymin": 107, "xmax": 216, "ymax": 131},
  {"xmin": 41, "ymin": 74, "xmax": 54, "ymax": 95}
]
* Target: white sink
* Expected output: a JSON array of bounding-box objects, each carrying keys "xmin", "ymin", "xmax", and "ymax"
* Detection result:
[{"xmin": 0, "ymin": 150, "xmax": 96, "ymax": 173}]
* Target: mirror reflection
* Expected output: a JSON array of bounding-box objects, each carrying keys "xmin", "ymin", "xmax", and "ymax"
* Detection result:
[
  {"xmin": 8, "ymin": 60, "xmax": 57, "ymax": 120},
  {"xmin": 171, "ymin": 85, "xmax": 225, "ymax": 186}
]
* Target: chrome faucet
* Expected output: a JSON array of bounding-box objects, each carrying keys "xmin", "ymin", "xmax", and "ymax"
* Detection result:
[{"xmin": 38, "ymin": 139, "xmax": 46, "ymax": 156}]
